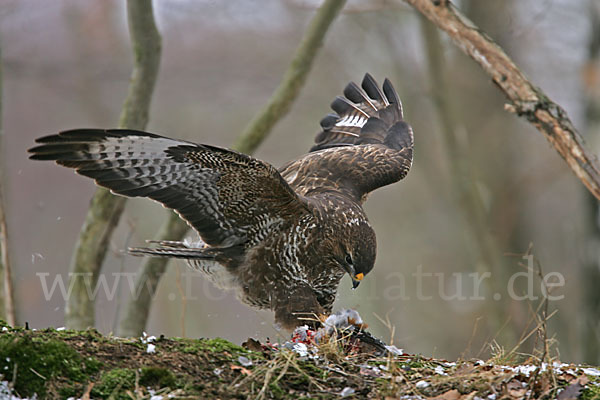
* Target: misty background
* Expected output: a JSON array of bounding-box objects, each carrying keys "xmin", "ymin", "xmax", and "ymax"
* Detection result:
[{"xmin": 2, "ymin": 0, "xmax": 599, "ymax": 363}]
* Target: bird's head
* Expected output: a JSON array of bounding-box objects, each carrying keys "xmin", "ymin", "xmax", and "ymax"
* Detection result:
[{"xmin": 333, "ymin": 220, "xmax": 376, "ymax": 289}]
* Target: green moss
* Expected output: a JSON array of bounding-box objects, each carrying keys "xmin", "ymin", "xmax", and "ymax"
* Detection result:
[
  {"xmin": 581, "ymin": 381, "xmax": 600, "ymax": 400},
  {"xmin": 269, "ymin": 382, "xmax": 286, "ymax": 398},
  {"xmin": 91, "ymin": 368, "xmax": 136, "ymax": 400},
  {"xmin": 204, "ymin": 337, "xmax": 247, "ymax": 353},
  {"xmin": 298, "ymin": 360, "xmax": 326, "ymax": 378},
  {"xmin": 375, "ymin": 377, "xmax": 393, "ymax": 396},
  {"xmin": 178, "ymin": 337, "xmax": 248, "ymax": 356},
  {"xmin": 58, "ymin": 386, "xmax": 80, "ymax": 399},
  {"xmin": 0, "ymin": 320, "xmax": 24, "ymax": 333},
  {"xmin": 0, "ymin": 334, "xmax": 101, "ymax": 398},
  {"xmin": 139, "ymin": 366, "xmax": 177, "ymax": 388},
  {"xmin": 181, "ymin": 345, "xmax": 200, "ymax": 354},
  {"xmin": 401, "ymin": 355, "xmax": 428, "ymax": 369}
]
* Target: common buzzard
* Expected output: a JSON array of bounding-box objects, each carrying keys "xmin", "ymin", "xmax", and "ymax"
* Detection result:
[{"xmin": 29, "ymin": 74, "xmax": 414, "ymax": 330}]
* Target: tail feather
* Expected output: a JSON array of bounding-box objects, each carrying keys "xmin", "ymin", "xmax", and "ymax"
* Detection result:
[
  {"xmin": 128, "ymin": 244, "xmax": 216, "ymax": 259},
  {"xmin": 128, "ymin": 241, "xmax": 240, "ymax": 291},
  {"xmin": 144, "ymin": 240, "xmax": 192, "ymax": 248}
]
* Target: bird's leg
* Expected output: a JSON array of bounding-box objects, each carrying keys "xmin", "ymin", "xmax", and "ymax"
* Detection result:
[{"xmin": 273, "ymin": 285, "xmax": 324, "ymax": 331}]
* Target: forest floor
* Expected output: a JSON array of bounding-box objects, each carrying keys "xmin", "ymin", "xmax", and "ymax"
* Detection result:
[{"xmin": 0, "ymin": 320, "xmax": 599, "ymax": 399}]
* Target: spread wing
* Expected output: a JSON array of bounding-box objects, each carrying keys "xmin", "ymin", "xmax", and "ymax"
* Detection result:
[
  {"xmin": 279, "ymin": 73, "xmax": 413, "ymax": 203},
  {"xmin": 29, "ymin": 129, "xmax": 307, "ymax": 247}
]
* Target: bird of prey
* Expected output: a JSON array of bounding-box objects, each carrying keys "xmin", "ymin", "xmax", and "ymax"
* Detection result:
[{"xmin": 28, "ymin": 73, "xmax": 414, "ymax": 330}]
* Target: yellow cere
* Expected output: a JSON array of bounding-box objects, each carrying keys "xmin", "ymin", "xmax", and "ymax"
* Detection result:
[{"xmin": 355, "ymin": 273, "xmax": 364, "ymax": 281}]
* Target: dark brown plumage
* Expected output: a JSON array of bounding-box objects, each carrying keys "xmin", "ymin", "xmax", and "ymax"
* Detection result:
[{"xmin": 28, "ymin": 74, "xmax": 414, "ymax": 330}]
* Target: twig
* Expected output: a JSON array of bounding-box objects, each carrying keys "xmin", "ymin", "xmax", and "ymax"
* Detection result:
[
  {"xmin": 116, "ymin": 0, "xmax": 347, "ymax": 337},
  {"xmin": 29, "ymin": 367, "xmax": 47, "ymax": 380},
  {"xmin": 461, "ymin": 316, "xmax": 482, "ymax": 360},
  {"xmin": 0, "ymin": 41, "xmax": 15, "ymax": 326},
  {"xmin": 372, "ymin": 310, "xmax": 395, "ymax": 346},
  {"xmin": 524, "ymin": 252, "xmax": 554, "ymax": 400},
  {"xmin": 234, "ymin": 0, "xmax": 346, "ymax": 154},
  {"xmin": 64, "ymin": 0, "xmax": 162, "ymax": 330},
  {"xmin": 404, "ymin": 0, "xmax": 600, "ymax": 200},
  {"xmin": 10, "ymin": 363, "xmax": 17, "ymax": 389},
  {"xmin": 81, "ymin": 382, "xmax": 94, "ymax": 400},
  {"xmin": 256, "ymin": 355, "xmax": 290, "ymax": 400},
  {"xmin": 503, "ymin": 246, "xmax": 555, "ymax": 363}
]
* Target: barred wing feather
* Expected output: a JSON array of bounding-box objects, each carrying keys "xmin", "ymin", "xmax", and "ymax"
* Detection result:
[{"xmin": 29, "ymin": 129, "xmax": 306, "ymax": 247}]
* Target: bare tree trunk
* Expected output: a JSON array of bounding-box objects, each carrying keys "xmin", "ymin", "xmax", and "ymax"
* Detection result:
[
  {"xmin": 580, "ymin": 0, "xmax": 600, "ymax": 365},
  {"xmin": 419, "ymin": 16, "xmax": 514, "ymax": 346},
  {"xmin": 116, "ymin": 0, "xmax": 348, "ymax": 337},
  {"xmin": 0, "ymin": 42, "xmax": 16, "ymax": 326},
  {"xmin": 404, "ymin": 0, "xmax": 600, "ymax": 201},
  {"xmin": 64, "ymin": 0, "xmax": 162, "ymax": 330}
]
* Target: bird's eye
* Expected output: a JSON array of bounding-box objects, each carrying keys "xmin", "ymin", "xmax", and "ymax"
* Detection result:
[{"xmin": 345, "ymin": 254, "xmax": 353, "ymax": 265}]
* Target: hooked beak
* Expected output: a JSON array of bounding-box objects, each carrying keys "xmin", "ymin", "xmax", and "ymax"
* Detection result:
[
  {"xmin": 352, "ymin": 273, "xmax": 364, "ymax": 289},
  {"xmin": 343, "ymin": 263, "xmax": 364, "ymax": 289}
]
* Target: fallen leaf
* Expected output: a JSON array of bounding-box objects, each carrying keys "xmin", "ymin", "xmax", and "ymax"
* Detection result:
[
  {"xmin": 359, "ymin": 366, "xmax": 386, "ymax": 378},
  {"xmin": 459, "ymin": 391, "xmax": 478, "ymax": 400},
  {"xmin": 81, "ymin": 382, "xmax": 94, "ymax": 400},
  {"xmin": 576, "ymin": 375, "xmax": 590, "ymax": 386},
  {"xmin": 430, "ymin": 389, "xmax": 460, "ymax": 400},
  {"xmin": 230, "ymin": 364, "xmax": 252, "ymax": 376},
  {"xmin": 557, "ymin": 382, "xmax": 583, "ymax": 400},
  {"xmin": 536, "ymin": 372, "xmax": 553, "ymax": 396},
  {"xmin": 506, "ymin": 379, "xmax": 527, "ymax": 399}
]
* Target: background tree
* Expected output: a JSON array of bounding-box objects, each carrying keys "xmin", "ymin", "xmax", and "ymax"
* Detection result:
[
  {"xmin": 580, "ymin": 0, "xmax": 600, "ymax": 364},
  {"xmin": 117, "ymin": 0, "xmax": 347, "ymax": 337},
  {"xmin": 4, "ymin": 0, "xmax": 595, "ymax": 363},
  {"xmin": 0, "ymin": 38, "xmax": 16, "ymax": 326},
  {"xmin": 63, "ymin": 0, "xmax": 162, "ymax": 330}
]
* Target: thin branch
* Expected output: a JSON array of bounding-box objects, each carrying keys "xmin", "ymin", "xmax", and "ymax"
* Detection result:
[
  {"xmin": 0, "ymin": 42, "xmax": 16, "ymax": 325},
  {"xmin": 234, "ymin": 0, "xmax": 347, "ymax": 154},
  {"xmin": 404, "ymin": 0, "xmax": 600, "ymax": 200},
  {"xmin": 64, "ymin": 0, "xmax": 162, "ymax": 330},
  {"xmin": 116, "ymin": 0, "xmax": 347, "ymax": 337}
]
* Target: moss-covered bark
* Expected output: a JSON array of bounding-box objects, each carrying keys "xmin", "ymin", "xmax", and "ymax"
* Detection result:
[
  {"xmin": 64, "ymin": 0, "xmax": 162, "ymax": 330},
  {"xmin": 0, "ymin": 32, "xmax": 16, "ymax": 326}
]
